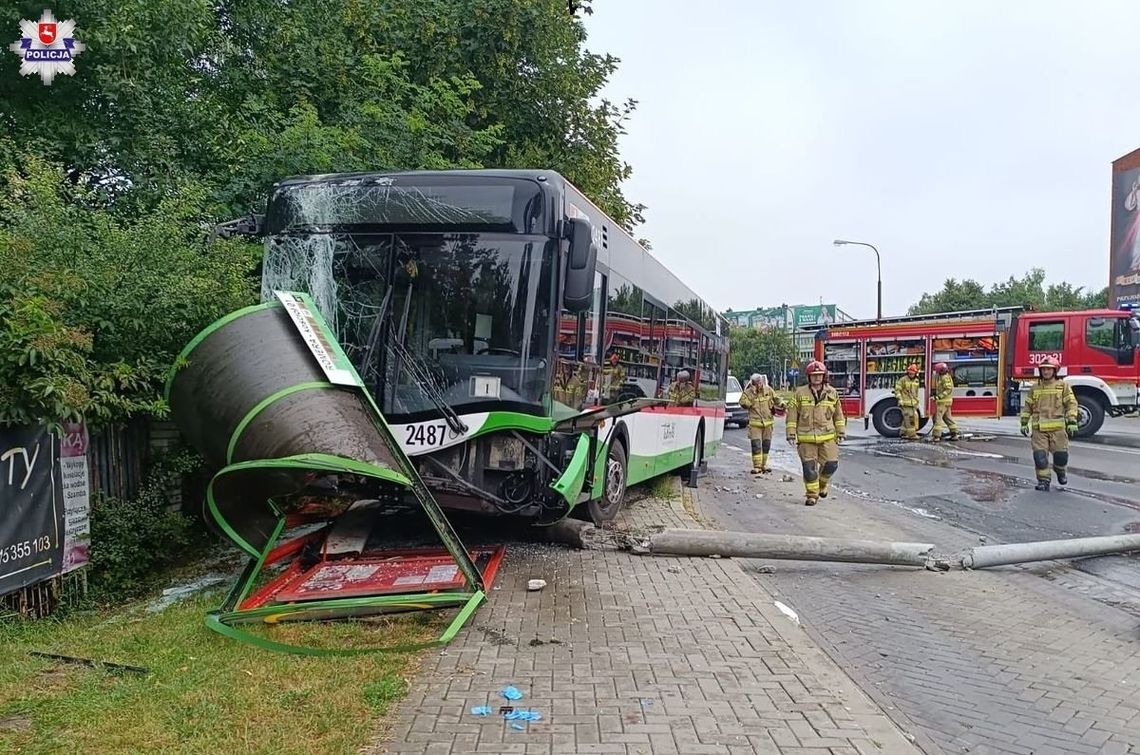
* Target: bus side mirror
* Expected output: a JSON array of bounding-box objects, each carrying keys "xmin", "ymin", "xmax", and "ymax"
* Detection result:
[
  {"xmin": 563, "ymin": 217, "xmax": 597, "ymax": 312},
  {"xmin": 211, "ymin": 213, "xmax": 265, "ymax": 242}
]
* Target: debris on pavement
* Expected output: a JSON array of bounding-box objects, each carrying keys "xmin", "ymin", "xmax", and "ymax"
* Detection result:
[
  {"xmin": 470, "ymin": 705, "xmax": 493, "ymax": 716},
  {"xmin": 774, "ymin": 601, "xmax": 800, "ymax": 625},
  {"xmin": 501, "ymin": 685, "xmax": 523, "ymax": 701},
  {"xmin": 526, "ymin": 579, "xmax": 546, "ymax": 591}
]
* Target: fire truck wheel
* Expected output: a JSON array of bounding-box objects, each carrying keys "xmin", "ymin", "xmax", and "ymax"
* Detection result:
[
  {"xmin": 1074, "ymin": 392, "xmax": 1104, "ymax": 438},
  {"xmin": 871, "ymin": 400, "xmax": 903, "ymax": 438}
]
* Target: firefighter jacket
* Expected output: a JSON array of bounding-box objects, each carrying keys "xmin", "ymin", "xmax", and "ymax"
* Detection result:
[
  {"xmin": 668, "ymin": 382, "xmax": 697, "ymax": 406},
  {"xmin": 786, "ymin": 384, "xmax": 846, "ymax": 442},
  {"xmin": 601, "ymin": 364, "xmax": 626, "ymax": 402},
  {"xmin": 933, "ymin": 373, "xmax": 955, "ymax": 405},
  {"xmin": 894, "ymin": 375, "xmax": 920, "ymax": 408},
  {"xmin": 739, "ymin": 384, "xmax": 783, "ymax": 428},
  {"xmin": 1019, "ymin": 378, "xmax": 1077, "ymax": 431}
]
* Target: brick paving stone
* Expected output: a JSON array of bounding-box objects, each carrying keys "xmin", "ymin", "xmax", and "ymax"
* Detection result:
[{"xmin": 366, "ymin": 483, "xmax": 916, "ymax": 755}]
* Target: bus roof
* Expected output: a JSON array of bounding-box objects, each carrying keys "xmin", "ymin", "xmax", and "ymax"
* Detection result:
[{"xmin": 271, "ymin": 169, "xmax": 561, "ymax": 190}]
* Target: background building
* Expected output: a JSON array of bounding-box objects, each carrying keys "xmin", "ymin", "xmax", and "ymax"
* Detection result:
[
  {"xmin": 722, "ymin": 304, "xmax": 855, "ymax": 364},
  {"xmin": 1110, "ymin": 148, "xmax": 1140, "ymax": 310}
]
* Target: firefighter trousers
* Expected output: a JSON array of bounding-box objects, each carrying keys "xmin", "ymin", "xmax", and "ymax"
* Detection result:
[
  {"xmin": 900, "ymin": 406, "xmax": 919, "ymax": 439},
  {"xmin": 748, "ymin": 424, "xmax": 773, "ymax": 472},
  {"xmin": 931, "ymin": 401, "xmax": 957, "ymax": 439},
  {"xmin": 1031, "ymin": 428, "xmax": 1069, "ymax": 482},
  {"xmin": 797, "ymin": 440, "xmax": 839, "ymax": 501}
]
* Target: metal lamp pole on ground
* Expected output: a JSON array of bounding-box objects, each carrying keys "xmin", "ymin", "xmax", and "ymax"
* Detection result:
[{"xmin": 833, "ymin": 239, "xmax": 881, "ymax": 321}]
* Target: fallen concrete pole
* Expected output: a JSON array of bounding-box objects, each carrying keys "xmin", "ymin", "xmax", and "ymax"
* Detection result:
[
  {"xmin": 964, "ymin": 533, "xmax": 1140, "ymax": 569},
  {"xmin": 540, "ymin": 518, "xmax": 607, "ymax": 550},
  {"xmin": 634, "ymin": 528, "xmax": 938, "ymax": 568}
]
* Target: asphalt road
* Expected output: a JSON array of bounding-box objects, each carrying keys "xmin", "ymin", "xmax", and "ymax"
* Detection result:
[
  {"xmin": 704, "ymin": 418, "xmax": 1140, "ymax": 754},
  {"xmin": 722, "ymin": 417, "xmax": 1140, "ymax": 591}
]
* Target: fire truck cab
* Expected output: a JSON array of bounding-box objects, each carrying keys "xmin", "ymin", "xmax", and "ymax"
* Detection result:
[
  {"xmin": 806, "ymin": 307, "xmax": 1139, "ymax": 439},
  {"xmin": 1009, "ymin": 310, "xmax": 1139, "ymax": 436}
]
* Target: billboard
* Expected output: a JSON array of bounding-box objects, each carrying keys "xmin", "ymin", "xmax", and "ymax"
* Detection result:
[
  {"xmin": 1110, "ymin": 158, "xmax": 1140, "ymax": 308},
  {"xmin": 0, "ymin": 423, "xmax": 90, "ymax": 598},
  {"xmin": 794, "ymin": 305, "xmax": 837, "ymax": 329}
]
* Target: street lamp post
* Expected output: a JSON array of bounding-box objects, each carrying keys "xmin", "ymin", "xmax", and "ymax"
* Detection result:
[{"xmin": 833, "ymin": 239, "xmax": 881, "ymax": 321}]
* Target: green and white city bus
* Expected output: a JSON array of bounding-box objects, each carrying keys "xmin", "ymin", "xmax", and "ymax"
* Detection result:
[{"xmin": 223, "ymin": 169, "xmax": 729, "ymax": 523}]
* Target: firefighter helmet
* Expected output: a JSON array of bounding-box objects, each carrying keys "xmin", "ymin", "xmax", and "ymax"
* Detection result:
[
  {"xmin": 1038, "ymin": 357, "xmax": 1061, "ymax": 373},
  {"xmin": 906, "ymin": 363, "xmax": 919, "ymax": 375},
  {"xmin": 805, "ymin": 360, "xmax": 827, "ymax": 376},
  {"xmin": 934, "ymin": 362, "xmax": 949, "ymax": 374}
]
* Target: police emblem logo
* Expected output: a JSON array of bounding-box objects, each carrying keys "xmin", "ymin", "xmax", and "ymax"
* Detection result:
[{"xmin": 9, "ymin": 9, "xmax": 85, "ymax": 85}]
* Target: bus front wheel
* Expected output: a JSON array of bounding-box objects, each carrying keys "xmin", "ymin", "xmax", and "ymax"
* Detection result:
[{"xmin": 589, "ymin": 439, "xmax": 628, "ymax": 524}]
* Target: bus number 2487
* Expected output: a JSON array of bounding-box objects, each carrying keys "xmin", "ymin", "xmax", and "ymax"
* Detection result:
[{"xmin": 404, "ymin": 423, "xmax": 461, "ymax": 449}]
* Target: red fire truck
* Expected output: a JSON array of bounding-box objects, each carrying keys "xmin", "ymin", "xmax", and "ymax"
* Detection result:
[{"xmin": 805, "ymin": 307, "xmax": 1140, "ymax": 438}]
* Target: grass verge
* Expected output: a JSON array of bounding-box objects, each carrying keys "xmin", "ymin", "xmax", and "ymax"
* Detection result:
[{"xmin": 0, "ymin": 590, "xmax": 438, "ymax": 754}]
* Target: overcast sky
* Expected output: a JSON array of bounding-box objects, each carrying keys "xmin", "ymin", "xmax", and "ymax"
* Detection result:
[{"xmin": 583, "ymin": 0, "xmax": 1140, "ymax": 320}]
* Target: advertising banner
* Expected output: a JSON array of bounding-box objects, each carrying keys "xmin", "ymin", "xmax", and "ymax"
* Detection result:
[
  {"xmin": 1110, "ymin": 166, "xmax": 1140, "ymax": 308},
  {"xmin": 794, "ymin": 305, "xmax": 837, "ymax": 329},
  {"xmin": 0, "ymin": 423, "xmax": 91, "ymax": 598}
]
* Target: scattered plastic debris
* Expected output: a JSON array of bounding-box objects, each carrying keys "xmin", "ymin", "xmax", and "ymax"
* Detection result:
[
  {"xmin": 773, "ymin": 601, "xmax": 800, "ymax": 625},
  {"xmin": 511, "ymin": 723, "xmax": 526, "ymax": 731},
  {"xmin": 470, "ymin": 705, "xmax": 492, "ymax": 716},
  {"xmin": 145, "ymin": 573, "xmax": 230, "ymax": 613},
  {"xmin": 501, "ymin": 685, "xmax": 523, "ymax": 701},
  {"xmin": 527, "ymin": 579, "xmax": 546, "ymax": 591},
  {"xmin": 504, "ymin": 709, "xmax": 542, "ymax": 722}
]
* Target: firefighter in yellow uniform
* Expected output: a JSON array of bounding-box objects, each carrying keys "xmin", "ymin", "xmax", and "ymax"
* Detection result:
[
  {"xmin": 1019, "ymin": 357, "xmax": 1078, "ymax": 491},
  {"xmin": 930, "ymin": 362, "xmax": 959, "ymax": 441},
  {"xmin": 786, "ymin": 361, "xmax": 846, "ymax": 506},
  {"xmin": 739, "ymin": 373, "xmax": 784, "ymax": 474},
  {"xmin": 894, "ymin": 363, "xmax": 921, "ymax": 440},
  {"xmin": 668, "ymin": 370, "xmax": 697, "ymax": 406},
  {"xmin": 601, "ymin": 351, "xmax": 627, "ymax": 403}
]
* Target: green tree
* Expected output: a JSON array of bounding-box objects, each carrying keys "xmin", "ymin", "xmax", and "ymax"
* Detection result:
[
  {"xmin": 728, "ymin": 326, "xmax": 795, "ymax": 380},
  {"xmin": 908, "ymin": 268, "xmax": 1109, "ymax": 315},
  {"xmin": 0, "ymin": 155, "xmax": 259, "ymax": 427},
  {"xmin": 0, "ymin": 0, "xmax": 640, "ymax": 226}
]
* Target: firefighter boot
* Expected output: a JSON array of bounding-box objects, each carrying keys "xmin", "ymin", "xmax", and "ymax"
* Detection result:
[
  {"xmin": 749, "ymin": 438, "xmax": 763, "ymax": 474},
  {"xmin": 1033, "ymin": 450, "xmax": 1051, "ymax": 491},
  {"xmin": 1054, "ymin": 451, "xmax": 1069, "ymax": 486},
  {"xmin": 802, "ymin": 460, "xmax": 820, "ymax": 506},
  {"xmin": 818, "ymin": 461, "xmax": 839, "ymax": 499}
]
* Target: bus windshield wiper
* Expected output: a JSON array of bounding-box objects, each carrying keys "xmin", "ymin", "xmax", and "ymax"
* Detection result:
[{"xmin": 388, "ymin": 280, "xmax": 467, "ymax": 435}]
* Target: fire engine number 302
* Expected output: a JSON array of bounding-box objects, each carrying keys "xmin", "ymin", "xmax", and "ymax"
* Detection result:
[{"xmin": 1028, "ymin": 352, "xmax": 1063, "ymax": 365}]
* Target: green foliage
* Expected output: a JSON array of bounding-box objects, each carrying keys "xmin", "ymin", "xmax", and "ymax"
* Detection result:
[
  {"xmin": 908, "ymin": 269, "xmax": 1109, "ymax": 316},
  {"xmin": 86, "ymin": 450, "xmax": 206, "ymax": 602},
  {"xmin": 728, "ymin": 326, "xmax": 795, "ymax": 380},
  {"xmin": 0, "ymin": 0, "xmax": 636, "ymax": 223},
  {"xmin": 0, "ymin": 154, "xmax": 261, "ymax": 427}
]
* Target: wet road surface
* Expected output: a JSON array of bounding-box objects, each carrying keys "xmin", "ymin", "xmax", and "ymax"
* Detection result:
[
  {"xmin": 701, "ymin": 422, "xmax": 1140, "ymax": 754},
  {"xmin": 722, "ymin": 421, "xmax": 1140, "ymax": 594}
]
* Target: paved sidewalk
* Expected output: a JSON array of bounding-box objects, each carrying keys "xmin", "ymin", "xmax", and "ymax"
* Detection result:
[{"xmin": 367, "ymin": 483, "xmax": 917, "ymax": 755}]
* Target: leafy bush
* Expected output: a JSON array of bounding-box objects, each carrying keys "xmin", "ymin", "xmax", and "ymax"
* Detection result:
[{"xmin": 86, "ymin": 450, "xmax": 207, "ymax": 602}]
